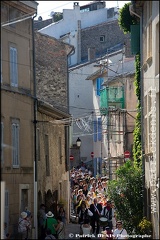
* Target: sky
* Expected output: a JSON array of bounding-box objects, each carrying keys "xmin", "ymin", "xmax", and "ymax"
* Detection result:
[{"xmin": 35, "ymin": 1, "xmax": 130, "ymax": 20}]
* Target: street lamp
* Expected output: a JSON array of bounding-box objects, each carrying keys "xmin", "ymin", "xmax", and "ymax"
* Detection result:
[{"xmin": 76, "ymin": 137, "xmax": 81, "ymax": 147}]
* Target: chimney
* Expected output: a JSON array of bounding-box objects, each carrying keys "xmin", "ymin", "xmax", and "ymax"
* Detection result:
[
  {"xmin": 73, "ymin": 2, "xmax": 79, "ymax": 9},
  {"xmin": 88, "ymin": 47, "xmax": 96, "ymax": 61}
]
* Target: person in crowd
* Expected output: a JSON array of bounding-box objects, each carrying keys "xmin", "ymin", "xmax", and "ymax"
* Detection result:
[
  {"xmin": 113, "ymin": 220, "xmax": 128, "ymax": 239},
  {"xmin": 85, "ymin": 195, "xmax": 93, "ymax": 209},
  {"xmin": 24, "ymin": 208, "xmax": 33, "ymax": 239},
  {"xmin": 3, "ymin": 222, "xmax": 11, "ymax": 239},
  {"xmin": 81, "ymin": 218, "xmax": 92, "ymax": 235},
  {"xmin": 18, "ymin": 211, "xmax": 31, "ymax": 239},
  {"xmin": 44, "ymin": 211, "xmax": 58, "ymax": 238},
  {"xmin": 83, "ymin": 184, "xmax": 88, "ymax": 197},
  {"xmin": 77, "ymin": 201, "xmax": 93, "ymax": 225},
  {"xmin": 96, "ymin": 183, "xmax": 104, "ymax": 195},
  {"xmin": 54, "ymin": 216, "xmax": 65, "ymax": 239},
  {"xmin": 45, "ymin": 228, "xmax": 56, "ymax": 239},
  {"xmin": 38, "ymin": 203, "xmax": 47, "ymax": 239},
  {"xmin": 89, "ymin": 197, "xmax": 102, "ymax": 235},
  {"xmin": 111, "ymin": 201, "xmax": 117, "ymax": 230},
  {"xmin": 58, "ymin": 206, "xmax": 66, "ymax": 225},
  {"xmin": 101, "ymin": 200, "xmax": 113, "ymax": 230}
]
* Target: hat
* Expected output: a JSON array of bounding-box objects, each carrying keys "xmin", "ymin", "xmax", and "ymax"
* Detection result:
[
  {"xmin": 21, "ymin": 212, "xmax": 27, "ymax": 219},
  {"xmin": 46, "ymin": 211, "xmax": 54, "ymax": 218}
]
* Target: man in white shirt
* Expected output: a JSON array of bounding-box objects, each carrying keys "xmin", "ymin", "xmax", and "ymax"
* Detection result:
[{"xmin": 113, "ymin": 220, "xmax": 128, "ymax": 239}]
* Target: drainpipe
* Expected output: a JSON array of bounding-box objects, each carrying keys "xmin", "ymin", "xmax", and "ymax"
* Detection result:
[
  {"xmin": 32, "ymin": 13, "xmax": 38, "ymax": 239},
  {"xmin": 129, "ymin": 4, "xmax": 145, "ymax": 216},
  {"xmin": 66, "ymin": 45, "xmax": 75, "ymax": 222}
]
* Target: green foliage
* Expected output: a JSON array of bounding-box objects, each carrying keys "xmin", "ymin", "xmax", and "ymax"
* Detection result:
[
  {"xmin": 133, "ymin": 53, "xmax": 142, "ymax": 167},
  {"xmin": 134, "ymin": 54, "xmax": 141, "ymax": 101},
  {"xmin": 108, "ymin": 160, "xmax": 143, "ymax": 234},
  {"xmin": 138, "ymin": 217, "xmax": 152, "ymax": 235},
  {"xmin": 54, "ymin": 12, "xmax": 63, "ymax": 22},
  {"xmin": 118, "ymin": 2, "xmax": 138, "ymax": 34}
]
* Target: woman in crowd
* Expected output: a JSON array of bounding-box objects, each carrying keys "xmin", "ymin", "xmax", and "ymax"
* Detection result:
[{"xmin": 54, "ymin": 216, "xmax": 65, "ymax": 239}]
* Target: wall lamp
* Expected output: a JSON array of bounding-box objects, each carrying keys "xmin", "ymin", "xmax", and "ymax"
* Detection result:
[{"xmin": 76, "ymin": 137, "xmax": 81, "ymax": 147}]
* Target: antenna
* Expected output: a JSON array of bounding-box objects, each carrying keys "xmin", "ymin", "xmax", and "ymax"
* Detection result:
[{"xmin": 117, "ymin": 1, "xmax": 119, "ymax": 8}]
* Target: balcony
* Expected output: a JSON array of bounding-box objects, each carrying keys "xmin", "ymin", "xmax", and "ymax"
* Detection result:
[{"xmin": 100, "ymin": 86, "xmax": 125, "ymax": 115}]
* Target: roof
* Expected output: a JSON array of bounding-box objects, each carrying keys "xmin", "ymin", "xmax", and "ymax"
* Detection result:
[
  {"xmin": 86, "ymin": 68, "xmax": 107, "ymax": 81},
  {"xmin": 34, "ymin": 18, "xmax": 53, "ymax": 31}
]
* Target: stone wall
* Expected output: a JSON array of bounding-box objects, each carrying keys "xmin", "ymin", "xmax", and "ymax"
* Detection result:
[
  {"xmin": 81, "ymin": 20, "xmax": 133, "ymax": 61},
  {"xmin": 35, "ymin": 32, "xmax": 72, "ymax": 113}
]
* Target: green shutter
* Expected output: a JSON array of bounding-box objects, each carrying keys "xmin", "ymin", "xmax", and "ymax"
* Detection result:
[{"xmin": 130, "ymin": 24, "xmax": 140, "ymax": 55}]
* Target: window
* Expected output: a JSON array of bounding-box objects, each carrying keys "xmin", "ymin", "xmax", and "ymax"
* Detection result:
[
  {"xmin": 12, "ymin": 122, "xmax": 19, "ymax": 168},
  {"xmin": 1, "ymin": 122, "xmax": 4, "ymax": 163},
  {"xmin": 45, "ymin": 134, "xmax": 50, "ymax": 176},
  {"xmin": 100, "ymin": 35, "xmax": 105, "ymax": 42},
  {"xmin": 5, "ymin": 190, "xmax": 9, "ymax": 233},
  {"xmin": 10, "ymin": 46, "xmax": 18, "ymax": 87}
]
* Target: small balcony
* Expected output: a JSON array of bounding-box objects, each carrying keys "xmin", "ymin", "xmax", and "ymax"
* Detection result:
[{"xmin": 100, "ymin": 86, "xmax": 125, "ymax": 115}]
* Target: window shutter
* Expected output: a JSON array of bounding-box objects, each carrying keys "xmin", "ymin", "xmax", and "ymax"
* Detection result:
[
  {"xmin": 1, "ymin": 122, "xmax": 4, "ymax": 162},
  {"xmin": 97, "ymin": 78, "xmax": 104, "ymax": 96},
  {"xmin": 10, "ymin": 47, "xmax": 18, "ymax": 87},
  {"xmin": 5, "ymin": 190, "xmax": 9, "ymax": 232},
  {"xmin": 14, "ymin": 48, "xmax": 18, "ymax": 87},
  {"xmin": 93, "ymin": 120, "xmax": 97, "ymax": 142},
  {"xmin": 12, "ymin": 123, "xmax": 19, "ymax": 167},
  {"xmin": 98, "ymin": 117, "xmax": 102, "ymax": 141},
  {"xmin": 10, "ymin": 47, "xmax": 14, "ymax": 86}
]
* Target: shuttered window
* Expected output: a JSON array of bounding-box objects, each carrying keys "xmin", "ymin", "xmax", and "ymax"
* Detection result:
[
  {"xmin": 96, "ymin": 78, "xmax": 104, "ymax": 96},
  {"xmin": 1, "ymin": 122, "xmax": 4, "ymax": 163},
  {"xmin": 10, "ymin": 47, "xmax": 18, "ymax": 87},
  {"xmin": 12, "ymin": 122, "xmax": 19, "ymax": 167},
  {"xmin": 5, "ymin": 190, "xmax": 9, "ymax": 233}
]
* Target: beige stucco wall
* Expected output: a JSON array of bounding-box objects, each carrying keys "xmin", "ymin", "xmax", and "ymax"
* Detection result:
[{"xmin": 1, "ymin": 1, "xmax": 37, "ymax": 236}]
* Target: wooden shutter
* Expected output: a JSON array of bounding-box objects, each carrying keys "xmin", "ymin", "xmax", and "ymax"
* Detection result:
[
  {"xmin": 12, "ymin": 123, "xmax": 19, "ymax": 167},
  {"xmin": 10, "ymin": 47, "xmax": 18, "ymax": 87},
  {"xmin": 98, "ymin": 117, "xmax": 102, "ymax": 141},
  {"xmin": 5, "ymin": 190, "xmax": 9, "ymax": 233},
  {"xmin": 1, "ymin": 122, "xmax": 4, "ymax": 162}
]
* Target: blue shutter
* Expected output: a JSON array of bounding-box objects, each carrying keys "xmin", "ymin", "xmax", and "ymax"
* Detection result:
[
  {"xmin": 96, "ymin": 78, "xmax": 100, "ymax": 96},
  {"xmin": 97, "ymin": 78, "xmax": 104, "ymax": 96},
  {"xmin": 98, "ymin": 117, "xmax": 102, "ymax": 141},
  {"xmin": 93, "ymin": 120, "xmax": 97, "ymax": 142}
]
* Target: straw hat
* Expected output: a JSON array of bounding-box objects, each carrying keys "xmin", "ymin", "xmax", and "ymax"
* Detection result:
[
  {"xmin": 46, "ymin": 211, "xmax": 54, "ymax": 218},
  {"xmin": 21, "ymin": 212, "xmax": 27, "ymax": 219}
]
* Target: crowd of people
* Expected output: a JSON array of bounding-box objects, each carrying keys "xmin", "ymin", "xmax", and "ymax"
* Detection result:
[
  {"xmin": 70, "ymin": 164, "xmax": 128, "ymax": 239},
  {"xmin": 37, "ymin": 204, "xmax": 66, "ymax": 240}
]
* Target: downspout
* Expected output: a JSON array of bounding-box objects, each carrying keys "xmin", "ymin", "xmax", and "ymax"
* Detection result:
[
  {"xmin": 129, "ymin": 4, "xmax": 145, "ymax": 216},
  {"xmin": 66, "ymin": 45, "xmax": 75, "ymax": 222},
  {"xmin": 32, "ymin": 13, "xmax": 38, "ymax": 239}
]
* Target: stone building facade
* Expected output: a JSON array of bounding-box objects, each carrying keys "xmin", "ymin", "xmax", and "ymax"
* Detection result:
[
  {"xmin": 81, "ymin": 20, "xmax": 132, "ymax": 62},
  {"xmin": 35, "ymin": 31, "xmax": 74, "ymax": 225}
]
